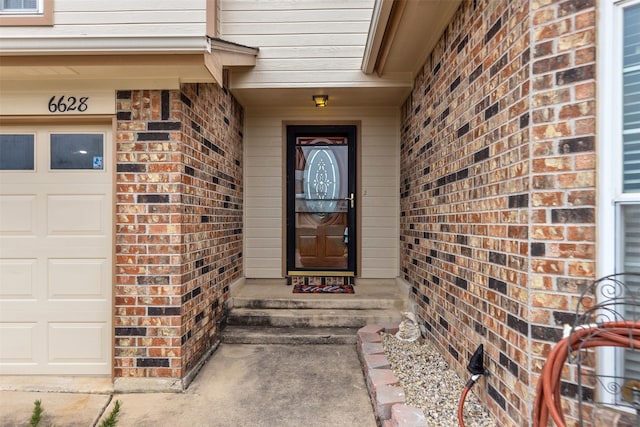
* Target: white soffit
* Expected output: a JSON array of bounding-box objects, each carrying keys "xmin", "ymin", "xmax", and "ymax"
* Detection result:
[
  {"xmin": 0, "ymin": 54, "xmax": 216, "ymax": 87},
  {"xmin": 362, "ymin": 0, "xmax": 463, "ymax": 77},
  {"xmin": 231, "ymin": 86, "xmax": 413, "ymax": 110}
]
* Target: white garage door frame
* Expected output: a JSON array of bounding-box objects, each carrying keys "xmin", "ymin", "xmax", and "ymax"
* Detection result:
[{"xmin": 0, "ymin": 122, "xmax": 113, "ymax": 376}]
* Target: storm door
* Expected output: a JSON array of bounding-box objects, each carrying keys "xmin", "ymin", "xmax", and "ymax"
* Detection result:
[{"xmin": 286, "ymin": 125, "xmax": 356, "ymax": 276}]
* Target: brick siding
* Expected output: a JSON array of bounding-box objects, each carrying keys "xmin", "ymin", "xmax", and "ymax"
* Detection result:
[
  {"xmin": 399, "ymin": 0, "xmax": 596, "ymax": 425},
  {"xmin": 114, "ymin": 84, "xmax": 243, "ymax": 380},
  {"xmin": 530, "ymin": 0, "xmax": 597, "ymax": 424}
]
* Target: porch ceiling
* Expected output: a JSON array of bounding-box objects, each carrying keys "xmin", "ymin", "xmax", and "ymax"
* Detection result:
[{"xmin": 229, "ymin": 86, "xmax": 413, "ymax": 110}]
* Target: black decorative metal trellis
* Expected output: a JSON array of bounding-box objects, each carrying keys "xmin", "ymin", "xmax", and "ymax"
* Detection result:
[{"xmin": 568, "ymin": 273, "xmax": 640, "ymax": 426}]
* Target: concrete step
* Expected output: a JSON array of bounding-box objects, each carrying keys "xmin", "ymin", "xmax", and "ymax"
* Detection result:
[
  {"xmin": 221, "ymin": 325, "xmax": 359, "ymax": 344},
  {"xmin": 231, "ymin": 296, "xmax": 402, "ymax": 310},
  {"xmin": 226, "ymin": 307, "xmax": 402, "ymax": 328}
]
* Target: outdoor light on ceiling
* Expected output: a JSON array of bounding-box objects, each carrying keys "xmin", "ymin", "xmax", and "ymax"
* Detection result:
[{"xmin": 312, "ymin": 95, "xmax": 328, "ymax": 107}]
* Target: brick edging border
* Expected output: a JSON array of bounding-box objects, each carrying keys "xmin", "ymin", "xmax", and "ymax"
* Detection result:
[{"xmin": 357, "ymin": 324, "xmax": 429, "ymax": 427}]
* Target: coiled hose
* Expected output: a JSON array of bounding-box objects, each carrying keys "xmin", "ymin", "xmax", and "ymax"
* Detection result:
[{"xmin": 533, "ymin": 321, "xmax": 640, "ymax": 427}]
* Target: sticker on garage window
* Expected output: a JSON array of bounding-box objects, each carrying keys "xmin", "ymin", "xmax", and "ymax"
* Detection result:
[{"xmin": 93, "ymin": 157, "xmax": 104, "ymax": 170}]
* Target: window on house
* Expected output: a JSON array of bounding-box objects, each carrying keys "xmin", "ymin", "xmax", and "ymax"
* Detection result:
[
  {"xmin": 600, "ymin": 0, "xmax": 640, "ymax": 407},
  {"xmin": 0, "ymin": 0, "xmax": 51, "ymax": 25},
  {"xmin": 621, "ymin": 206, "xmax": 640, "ymax": 380},
  {"xmin": 0, "ymin": 0, "xmax": 40, "ymax": 13},
  {"xmin": 623, "ymin": 4, "xmax": 640, "ymax": 192},
  {"xmin": 620, "ymin": 1, "xmax": 640, "ymax": 383}
]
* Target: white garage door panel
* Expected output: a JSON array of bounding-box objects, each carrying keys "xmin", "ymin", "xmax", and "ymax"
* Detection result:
[
  {"xmin": 0, "ymin": 302, "xmax": 108, "ymax": 321},
  {"xmin": 48, "ymin": 323, "xmax": 108, "ymax": 364},
  {"xmin": 0, "ymin": 259, "xmax": 37, "ymax": 298},
  {"xmin": 0, "ymin": 243, "xmax": 108, "ymax": 260},
  {"xmin": 0, "ymin": 195, "xmax": 36, "ymax": 235},
  {"xmin": 0, "ymin": 125, "xmax": 112, "ymax": 376},
  {"xmin": 0, "ymin": 323, "xmax": 38, "ymax": 364},
  {"xmin": 48, "ymin": 258, "xmax": 107, "ymax": 299},
  {"xmin": 47, "ymin": 195, "xmax": 106, "ymax": 235},
  {"xmin": 0, "ymin": 301, "xmax": 39, "ymax": 320}
]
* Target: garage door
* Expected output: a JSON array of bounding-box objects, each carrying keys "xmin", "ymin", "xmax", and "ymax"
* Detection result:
[{"xmin": 0, "ymin": 124, "xmax": 112, "ymax": 375}]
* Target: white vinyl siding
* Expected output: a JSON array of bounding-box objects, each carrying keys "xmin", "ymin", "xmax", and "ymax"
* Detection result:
[
  {"xmin": 244, "ymin": 119, "xmax": 285, "ymax": 278},
  {"xmin": 220, "ymin": 0, "xmax": 406, "ymax": 89},
  {"xmin": 0, "ymin": 0, "xmax": 206, "ymax": 38},
  {"xmin": 360, "ymin": 119, "xmax": 399, "ymax": 278},
  {"xmin": 244, "ymin": 107, "xmax": 399, "ymax": 279}
]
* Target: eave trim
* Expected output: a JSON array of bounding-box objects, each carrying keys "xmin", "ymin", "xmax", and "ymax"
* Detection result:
[
  {"xmin": 205, "ymin": 37, "xmax": 258, "ymax": 86},
  {"xmin": 0, "ymin": 36, "xmax": 210, "ymax": 55},
  {"xmin": 361, "ymin": 0, "xmax": 394, "ymax": 75}
]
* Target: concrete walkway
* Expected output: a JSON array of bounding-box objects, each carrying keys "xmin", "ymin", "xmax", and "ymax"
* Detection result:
[{"xmin": 0, "ymin": 343, "xmax": 377, "ymax": 427}]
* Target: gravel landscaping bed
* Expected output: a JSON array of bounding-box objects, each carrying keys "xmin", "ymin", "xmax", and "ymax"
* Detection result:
[{"xmin": 381, "ymin": 332, "xmax": 497, "ymax": 427}]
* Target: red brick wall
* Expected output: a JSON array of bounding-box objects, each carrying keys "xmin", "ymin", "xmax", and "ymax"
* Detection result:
[
  {"xmin": 530, "ymin": 0, "xmax": 596, "ymax": 424},
  {"xmin": 114, "ymin": 84, "xmax": 243, "ymax": 381},
  {"xmin": 399, "ymin": 0, "xmax": 596, "ymax": 425}
]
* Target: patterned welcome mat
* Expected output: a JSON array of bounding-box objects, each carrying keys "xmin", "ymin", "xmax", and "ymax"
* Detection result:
[
  {"xmin": 293, "ymin": 284, "xmax": 355, "ymax": 294},
  {"xmin": 289, "ymin": 275, "xmax": 355, "ymax": 293}
]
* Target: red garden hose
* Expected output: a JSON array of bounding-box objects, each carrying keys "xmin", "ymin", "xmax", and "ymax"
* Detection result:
[
  {"xmin": 459, "ymin": 344, "xmax": 485, "ymax": 427},
  {"xmin": 533, "ymin": 321, "xmax": 640, "ymax": 427},
  {"xmin": 458, "ymin": 375, "xmax": 481, "ymax": 427}
]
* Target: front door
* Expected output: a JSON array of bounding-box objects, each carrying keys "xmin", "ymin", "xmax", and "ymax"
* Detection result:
[{"xmin": 286, "ymin": 125, "xmax": 356, "ymax": 276}]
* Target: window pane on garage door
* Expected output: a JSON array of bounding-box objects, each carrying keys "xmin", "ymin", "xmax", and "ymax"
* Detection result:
[
  {"xmin": 0, "ymin": 134, "xmax": 34, "ymax": 170},
  {"xmin": 50, "ymin": 134, "xmax": 104, "ymax": 170}
]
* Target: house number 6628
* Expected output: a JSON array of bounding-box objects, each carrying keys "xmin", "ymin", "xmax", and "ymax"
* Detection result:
[{"xmin": 47, "ymin": 95, "xmax": 89, "ymax": 113}]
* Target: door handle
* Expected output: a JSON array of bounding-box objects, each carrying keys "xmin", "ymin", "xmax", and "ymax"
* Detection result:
[{"xmin": 345, "ymin": 193, "xmax": 354, "ymax": 209}]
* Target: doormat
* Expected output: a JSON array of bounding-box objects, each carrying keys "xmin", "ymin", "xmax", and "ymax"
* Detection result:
[
  {"xmin": 289, "ymin": 275, "xmax": 355, "ymax": 293},
  {"xmin": 293, "ymin": 284, "xmax": 354, "ymax": 294}
]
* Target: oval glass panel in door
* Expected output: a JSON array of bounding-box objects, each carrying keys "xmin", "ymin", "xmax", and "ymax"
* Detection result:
[{"xmin": 303, "ymin": 147, "xmax": 339, "ymax": 213}]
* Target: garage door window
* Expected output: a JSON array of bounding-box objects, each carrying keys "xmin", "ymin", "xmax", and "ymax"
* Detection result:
[
  {"xmin": 50, "ymin": 134, "xmax": 104, "ymax": 170},
  {"xmin": 0, "ymin": 134, "xmax": 34, "ymax": 170}
]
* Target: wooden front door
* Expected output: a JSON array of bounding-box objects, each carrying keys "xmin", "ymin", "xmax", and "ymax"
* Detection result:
[{"xmin": 286, "ymin": 125, "xmax": 356, "ymax": 276}]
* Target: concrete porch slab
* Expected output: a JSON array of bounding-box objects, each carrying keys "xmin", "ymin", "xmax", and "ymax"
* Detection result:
[{"xmin": 0, "ymin": 343, "xmax": 377, "ymax": 427}]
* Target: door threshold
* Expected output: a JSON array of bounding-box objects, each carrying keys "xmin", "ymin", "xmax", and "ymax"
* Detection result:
[
  {"xmin": 287, "ymin": 271, "xmax": 354, "ymax": 277},
  {"xmin": 287, "ymin": 275, "xmax": 354, "ymax": 287}
]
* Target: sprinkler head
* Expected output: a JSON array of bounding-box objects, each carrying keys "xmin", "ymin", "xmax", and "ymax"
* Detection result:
[{"xmin": 467, "ymin": 344, "xmax": 485, "ymax": 376}]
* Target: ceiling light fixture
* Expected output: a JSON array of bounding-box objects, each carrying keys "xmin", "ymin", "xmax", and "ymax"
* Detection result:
[{"xmin": 312, "ymin": 95, "xmax": 328, "ymax": 107}]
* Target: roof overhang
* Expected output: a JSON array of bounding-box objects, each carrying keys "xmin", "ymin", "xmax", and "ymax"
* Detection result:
[
  {"xmin": 362, "ymin": 0, "xmax": 462, "ymax": 77},
  {"xmin": 0, "ymin": 38, "xmax": 258, "ymax": 91},
  {"xmin": 205, "ymin": 37, "xmax": 260, "ymax": 86}
]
